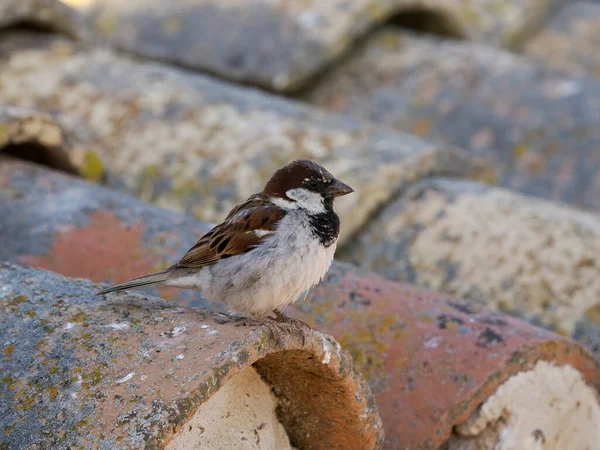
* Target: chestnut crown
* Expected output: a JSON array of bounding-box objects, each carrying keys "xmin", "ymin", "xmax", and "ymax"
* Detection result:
[{"xmin": 263, "ymin": 159, "xmax": 354, "ymax": 200}]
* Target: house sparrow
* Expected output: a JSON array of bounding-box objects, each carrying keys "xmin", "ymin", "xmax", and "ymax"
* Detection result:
[{"xmin": 97, "ymin": 159, "xmax": 353, "ymax": 330}]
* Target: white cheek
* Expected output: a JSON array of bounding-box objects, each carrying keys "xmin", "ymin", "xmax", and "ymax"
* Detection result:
[
  {"xmin": 270, "ymin": 197, "xmax": 297, "ymax": 210},
  {"xmin": 286, "ymin": 188, "xmax": 325, "ymax": 214}
]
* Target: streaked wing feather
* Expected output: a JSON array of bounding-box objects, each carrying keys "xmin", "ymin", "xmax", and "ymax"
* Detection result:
[{"xmin": 174, "ymin": 195, "xmax": 285, "ymax": 269}]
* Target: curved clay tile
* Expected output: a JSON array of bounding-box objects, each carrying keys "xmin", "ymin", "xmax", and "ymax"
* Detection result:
[
  {"xmin": 0, "ymin": 261, "xmax": 383, "ymax": 449},
  {"xmin": 341, "ymin": 177, "xmax": 600, "ymax": 360},
  {"xmin": 0, "ymin": 0, "xmax": 85, "ymax": 39},
  {"xmin": 0, "ymin": 34, "xmax": 482, "ymax": 244},
  {"xmin": 0, "ymin": 105, "xmax": 81, "ymax": 176},
  {"xmin": 524, "ymin": 2, "xmax": 600, "ymax": 79},
  {"xmin": 2, "ymin": 158, "xmax": 600, "ymax": 449},
  {"xmin": 306, "ymin": 28, "xmax": 600, "ymax": 212},
  {"xmin": 62, "ymin": 0, "xmax": 557, "ymax": 91}
]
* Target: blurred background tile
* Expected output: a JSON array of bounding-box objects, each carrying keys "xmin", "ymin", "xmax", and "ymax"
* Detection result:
[
  {"xmin": 0, "ymin": 33, "xmax": 482, "ymax": 244},
  {"xmin": 305, "ymin": 29, "xmax": 600, "ymax": 212},
  {"xmin": 524, "ymin": 2, "xmax": 600, "ymax": 79},
  {"xmin": 340, "ymin": 177, "xmax": 600, "ymax": 352},
  {"xmin": 61, "ymin": 0, "xmax": 563, "ymax": 92}
]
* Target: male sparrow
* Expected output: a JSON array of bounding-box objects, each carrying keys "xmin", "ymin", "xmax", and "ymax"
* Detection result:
[{"xmin": 97, "ymin": 160, "xmax": 353, "ymax": 328}]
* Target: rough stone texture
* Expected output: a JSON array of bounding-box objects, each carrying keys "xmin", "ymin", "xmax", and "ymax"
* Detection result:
[
  {"xmin": 443, "ymin": 361, "xmax": 600, "ymax": 449},
  {"xmin": 0, "ymin": 262, "xmax": 383, "ymax": 450},
  {"xmin": 0, "ymin": 156, "xmax": 215, "ymax": 309},
  {"xmin": 3, "ymin": 158, "xmax": 600, "ymax": 449},
  {"xmin": 0, "ymin": 105, "xmax": 80, "ymax": 176},
  {"xmin": 294, "ymin": 264, "xmax": 600, "ymax": 450},
  {"xmin": 0, "ymin": 0, "xmax": 84, "ymax": 39},
  {"xmin": 61, "ymin": 0, "xmax": 561, "ymax": 92},
  {"xmin": 0, "ymin": 32, "xmax": 480, "ymax": 245},
  {"xmin": 574, "ymin": 305, "xmax": 600, "ymax": 359},
  {"xmin": 340, "ymin": 177, "xmax": 600, "ymax": 347},
  {"xmin": 524, "ymin": 2, "xmax": 600, "ymax": 79},
  {"xmin": 306, "ymin": 28, "xmax": 600, "ymax": 212}
]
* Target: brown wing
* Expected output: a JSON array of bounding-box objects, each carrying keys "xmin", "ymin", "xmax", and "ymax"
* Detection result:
[{"xmin": 174, "ymin": 195, "xmax": 286, "ymax": 269}]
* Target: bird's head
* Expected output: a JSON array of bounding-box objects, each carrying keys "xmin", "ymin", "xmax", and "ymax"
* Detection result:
[{"xmin": 263, "ymin": 159, "xmax": 354, "ymax": 213}]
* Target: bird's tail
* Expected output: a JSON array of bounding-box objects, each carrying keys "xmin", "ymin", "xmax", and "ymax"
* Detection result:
[{"xmin": 96, "ymin": 270, "xmax": 171, "ymax": 295}]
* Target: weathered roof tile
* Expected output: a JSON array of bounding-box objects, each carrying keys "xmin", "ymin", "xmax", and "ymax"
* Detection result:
[
  {"xmin": 306, "ymin": 28, "xmax": 600, "ymax": 211},
  {"xmin": 0, "ymin": 34, "xmax": 479, "ymax": 244},
  {"xmin": 3, "ymin": 158, "xmax": 600, "ymax": 448},
  {"xmin": 298, "ymin": 263, "xmax": 600, "ymax": 450},
  {"xmin": 61, "ymin": 0, "xmax": 561, "ymax": 91},
  {"xmin": 524, "ymin": 2, "xmax": 600, "ymax": 79},
  {"xmin": 0, "ymin": 261, "xmax": 384, "ymax": 449},
  {"xmin": 340, "ymin": 177, "xmax": 600, "ymax": 356},
  {"xmin": 0, "ymin": 0, "xmax": 84, "ymax": 39},
  {"xmin": 0, "ymin": 105, "xmax": 81, "ymax": 176}
]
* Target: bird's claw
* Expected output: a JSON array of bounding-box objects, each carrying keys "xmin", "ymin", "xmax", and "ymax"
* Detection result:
[
  {"xmin": 229, "ymin": 315, "xmax": 287, "ymax": 348},
  {"xmin": 268, "ymin": 309, "xmax": 310, "ymax": 345},
  {"xmin": 269, "ymin": 309, "xmax": 311, "ymax": 329},
  {"xmin": 230, "ymin": 310, "xmax": 309, "ymax": 348}
]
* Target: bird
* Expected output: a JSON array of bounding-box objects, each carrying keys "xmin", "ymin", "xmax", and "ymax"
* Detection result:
[{"xmin": 97, "ymin": 159, "xmax": 354, "ymax": 331}]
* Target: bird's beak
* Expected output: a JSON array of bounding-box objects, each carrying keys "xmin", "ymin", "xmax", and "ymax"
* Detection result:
[{"xmin": 327, "ymin": 178, "xmax": 354, "ymax": 198}]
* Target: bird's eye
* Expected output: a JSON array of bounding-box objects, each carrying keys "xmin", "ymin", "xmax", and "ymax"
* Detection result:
[{"xmin": 308, "ymin": 179, "xmax": 319, "ymax": 189}]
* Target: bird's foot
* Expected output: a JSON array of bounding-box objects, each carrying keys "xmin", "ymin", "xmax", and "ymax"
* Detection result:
[
  {"xmin": 269, "ymin": 309, "xmax": 311, "ymax": 330},
  {"xmin": 231, "ymin": 314, "xmax": 289, "ymax": 348},
  {"xmin": 268, "ymin": 309, "xmax": 311, "ymax": 345}
]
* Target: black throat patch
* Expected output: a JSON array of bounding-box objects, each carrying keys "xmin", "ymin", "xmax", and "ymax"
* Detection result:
[{"xmin": 307, "ymin": 199, "xmax": 340, "ymax": 247}]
